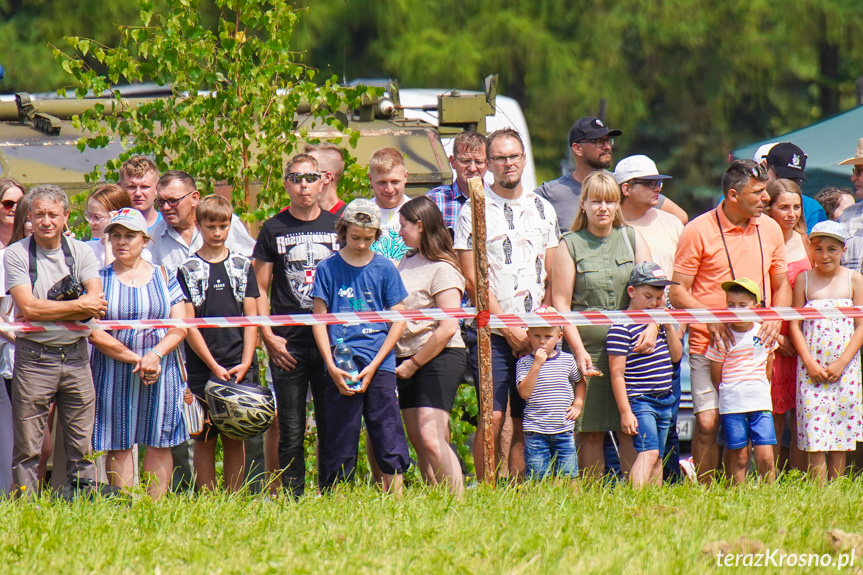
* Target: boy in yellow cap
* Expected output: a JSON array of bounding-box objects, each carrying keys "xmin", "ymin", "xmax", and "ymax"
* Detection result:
[{"xmin": 705, "ymin": 278, "xmax": 778, "ymax": 484}]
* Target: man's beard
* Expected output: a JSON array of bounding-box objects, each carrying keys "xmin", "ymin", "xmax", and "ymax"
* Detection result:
[
  {"xmin": 498, "ymin": 177, "xmax": 521, "ymax": 190},
  {"xmin": 587, "ymin": 155, "xmax": 611, "ymax": 170}
]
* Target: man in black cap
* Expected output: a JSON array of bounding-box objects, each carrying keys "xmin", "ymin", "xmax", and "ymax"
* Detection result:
[
  {"xmin": 535, "ymin": 116, "xmax": 687, "ymax": 233},
  {"xmin": 761, "ymin": 142, "xmax": 826, "ymax": 232}
]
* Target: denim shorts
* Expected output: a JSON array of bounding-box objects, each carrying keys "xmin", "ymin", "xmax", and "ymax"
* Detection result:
[
  {"xmin": 721, "ymin": 411, "xmax": 777, "ymax": 450},
  {"xmin": 524, "ymin": 431, "xmax": 578, "ymax": 479},
  {"xmin": 628, "ymin": 391, "xmax": 677, "ymax": 453}
]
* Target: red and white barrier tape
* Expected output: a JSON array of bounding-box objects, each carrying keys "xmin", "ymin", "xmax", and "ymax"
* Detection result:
[{"xmin": 1, "ymin": 306, "xmax": 861, "ymax": 333}]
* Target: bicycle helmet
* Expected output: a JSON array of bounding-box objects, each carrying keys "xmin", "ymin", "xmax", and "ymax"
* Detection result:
[{"xmin": 204, "ymin": 376, "xmax": 276, "ymax": 440}]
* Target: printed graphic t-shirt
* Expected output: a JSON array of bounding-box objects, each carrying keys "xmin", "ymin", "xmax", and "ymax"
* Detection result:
[
  {"xmin": 372, "ymin": 196, "xmax": 410, "ymax": 263},
  {"xmin": 453, "ymin": 188, "xmax": 559, "ymax": 321},
  {"xmin": 311, "ymin": 252, "xmax": 408, "ymax": 373},
  {"xmin": 705, "ymin": 324, "xmax": 777, "ymax": 414},
  {"xmin": 178, "ymin": 253, "xmax": 260, "ymax": 378},
  {"xmin": 252, "ymin": 209, "xmax": 339, "ymax": 342}
]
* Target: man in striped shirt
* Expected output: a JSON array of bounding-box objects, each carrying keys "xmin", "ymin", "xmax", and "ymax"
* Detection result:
[{"xmin": 607, "ymin": 263, "xmax": 683, "ymax": 488}]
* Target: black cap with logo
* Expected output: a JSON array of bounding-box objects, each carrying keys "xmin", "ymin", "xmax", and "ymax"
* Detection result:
[{"xmin": 568, "ymin": 116, "xmax": 623, "ymax": 147}]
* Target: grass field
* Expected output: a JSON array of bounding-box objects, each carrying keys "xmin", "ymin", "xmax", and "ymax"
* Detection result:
[{"xmin": 3, "ymin": 476, "xmax": 863, "ymax": 574}]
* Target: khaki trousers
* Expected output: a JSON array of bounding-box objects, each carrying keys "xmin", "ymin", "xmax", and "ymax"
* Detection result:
[{"xmin": 11, "ymin": 337, "xmax": 96, "ymax": 492}]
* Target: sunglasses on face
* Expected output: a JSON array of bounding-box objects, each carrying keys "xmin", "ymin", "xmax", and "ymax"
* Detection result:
[
  {"xmin": 0, "ymin": 199, "xmax": 17, "ymax": 210},
  {"xmin": 154, "ymin": 189, "xmax": 195, "ymax": 210},
  {"xmin": 285, "ymin": 172, "xmax": 322, "ymax": 184},
  {"xmin": 630, "ymin": 179, "xmax": 663, "ymax": 190}
]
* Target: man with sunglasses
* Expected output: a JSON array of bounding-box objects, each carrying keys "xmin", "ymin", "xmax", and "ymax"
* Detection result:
[
  {"xmin": 669, "ymin": 159, "xmax": 790, "ymax": 484},
  {"xmin": 253, "ymin": 153, "xmax": 340, "ymax": 497},
  {"xmin": 614, "ymin": 155, "xmax": 682, "ymax": 278},
  {"xmin": 149, "ymin": 170, "xmax": 255, "ymax": 277},
  {"xmin": 536, "ymin": 116, "xmax": 687, "ymax": 234},
  {"xmin": 838, "ymin": 139, "xmax": 863, "ymax": 272},
  {"xmin": 757, "ymin": 142, "xmax": 826, "ymax": 233},
  {"xmin": 427, "ymin": 131, "xmax": 491, "ymax": 236}
]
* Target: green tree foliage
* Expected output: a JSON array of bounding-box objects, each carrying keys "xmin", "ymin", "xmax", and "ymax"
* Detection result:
[
  {"xmin": 52, "ymin": 0, "xmax": 376, "ymax": 220},
  {"xmin": 290, "ymin": 0, "xmax": 863, "ymax": 211}
]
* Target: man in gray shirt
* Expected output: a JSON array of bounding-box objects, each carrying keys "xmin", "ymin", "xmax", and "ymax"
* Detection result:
[
  {"xmin": 5, "ymin": 185, "xmax": 108, "ymax": 493},
  {"xmin": 534, "ymin": 116, "xmax": 622, "ymax": 233},
  {"xmin": 535, "ymin": 116, "xmax": 688, "ymax": 233}
]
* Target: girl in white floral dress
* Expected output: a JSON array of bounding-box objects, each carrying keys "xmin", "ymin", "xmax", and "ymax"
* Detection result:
[{"xmin": 790, "ymin": 221, "xmax": 863, "ymax": 484}]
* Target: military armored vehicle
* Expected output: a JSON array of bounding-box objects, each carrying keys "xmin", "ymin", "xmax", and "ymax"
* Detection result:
[{"xmin": 0, "ymin": 76, "xmax": 500, "ymax": 197}]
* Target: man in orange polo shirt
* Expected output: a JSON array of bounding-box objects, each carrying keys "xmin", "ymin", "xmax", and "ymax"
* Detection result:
[{"xmin": 669, "ymin": 159, "xmax": 791, "ymax": 483}]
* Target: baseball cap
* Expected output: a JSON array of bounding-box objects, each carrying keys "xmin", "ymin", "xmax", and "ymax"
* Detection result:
[
  {"xmin": 720, "ymin": 278, "xmax": 761, "ymax": 302},
  {"xmin": 613, "ymin": 155, "xmax": 672, "ymax": 185},
  {"xmin": 809, "ymin": 220, "xmax": 848, "ymax": 244},
  {"xmin": 568, "ymin": 116, "xmax": 622, "ymax": 147},
  {"xmin": 765, "ymin": 142, "xmax": 807, "ymax": 181},
  {"xmin": 752, "ymin": 143, "xmax": 778, "ymax": 163},
  {"xmin": 341, "ymin": 198, "xmax": 381, "ymax": 229},
  {"xmin": 104, "ymin": 208, "xmax": 149, "ymax": 235},
  {"xmin": 628, "ymin": 262, "xmax": 678, "ymax": 287}
]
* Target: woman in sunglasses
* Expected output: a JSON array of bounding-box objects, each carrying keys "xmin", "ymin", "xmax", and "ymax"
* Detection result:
[{"xmin": 0, "ymin": 178, "xmax": 25, "ymax": 249}]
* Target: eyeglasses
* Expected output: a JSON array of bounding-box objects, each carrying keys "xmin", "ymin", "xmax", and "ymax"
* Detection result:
[
  {"xmin": 0, "ymin": 199, "xmax": 17, "ymax": 210},
  {"xmin": 489, "ymin": 153, "xmax": 524, "ymax": 165},
  {"xmin": 285, "ymin": 172, "xmax": 322, "ymax": 184},
  {"xmin": 454, "ymin": 157, "xmax": 487, "ymax": 168},
  {"xmin": 630, "ymin": 179, "xmax": 663, "ymax": 190},
  {"xmin": 155, "ymin": 189, "xmax": 195, "ymax": 210},
  {"xmin": 580, "ymin": 137, "xmax": 614, "ymax": 148},
  {"xmin": 84, "ymin": 211, "xmax": 108, "ymax": 223}
]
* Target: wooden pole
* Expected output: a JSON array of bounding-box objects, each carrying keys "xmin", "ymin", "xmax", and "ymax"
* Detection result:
[{"xmin": 468, "ymin": 176, "xmax": 495, "ymax": 483}]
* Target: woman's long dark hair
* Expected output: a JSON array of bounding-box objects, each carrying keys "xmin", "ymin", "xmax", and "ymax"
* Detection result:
[{"xmin": 399, "ymin": 196, "xmax": 462, "ymax": 272}]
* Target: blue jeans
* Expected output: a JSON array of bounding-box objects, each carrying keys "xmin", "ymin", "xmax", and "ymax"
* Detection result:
[
  {"xmin": 663, "ymin": 361, "xmax": 682, "ymax": 482},
  {"xmin": 629, "ymin": 391, "xmax": 677, "ymax": 453},
  {"xmin": 524, "ymin": 431, "xmax": 578, "ymax": 479}
]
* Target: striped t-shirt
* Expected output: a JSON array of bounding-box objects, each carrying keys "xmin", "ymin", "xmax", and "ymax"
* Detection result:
[
  {"xmin": 705, "ymin": 325, "xmax": 777, "ymax": 414},
  {"xmin": 516, "ymin": 351, "xmax": 583, "ymax": 434},
  {"xmin": 606, "ymin": 324, "xmax": 673, "ymax": 397}
]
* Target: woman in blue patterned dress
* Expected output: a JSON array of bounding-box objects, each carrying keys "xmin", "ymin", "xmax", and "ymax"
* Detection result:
[{"xmin": 89, "ymin": 208, "xmax": 188, "ymax": 498}]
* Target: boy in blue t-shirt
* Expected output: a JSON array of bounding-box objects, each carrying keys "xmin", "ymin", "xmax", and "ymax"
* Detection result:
[
  {"xmin": 311, "ymin": 198, "xmax": 410, "ymax": 492},
  {"xmin": 607, "ymin": 263, "xmax": 682, "ymax": 488},
  {"xmin": 516, "ymin": 306, "xmax": 584, "ymax": 481}
]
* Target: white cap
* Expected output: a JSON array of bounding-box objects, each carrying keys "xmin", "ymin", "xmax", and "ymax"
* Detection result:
[
  {"xmin": 104, "ymin": 208, "xmax": 149, "ymax": 235},
  {"xmin": 753, "ymin": 142, "xmax": 778, "ymax": 163},
  {"xmin": 613, "ymin": 155, "xmax": 672, "ymax": 185}
]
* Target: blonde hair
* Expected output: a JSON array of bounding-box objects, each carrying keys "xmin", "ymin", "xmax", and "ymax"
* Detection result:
[
  {"xmin": 368, "ymin": 147, "xmax": 405, "ymax": 174},
  {"xmin": 570, "ymin": 170, "xmax": 626, "ymax": 231}
]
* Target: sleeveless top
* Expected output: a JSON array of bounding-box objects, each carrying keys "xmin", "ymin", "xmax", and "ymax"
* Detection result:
[{"xmin": 561, "ymin": 226, "xmax": 636, "ymax": 313}]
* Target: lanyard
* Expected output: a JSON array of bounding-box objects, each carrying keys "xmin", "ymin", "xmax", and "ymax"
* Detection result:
[{"xmin": 714, "ymin": 210, "xmax": 766, "ymax": 308}]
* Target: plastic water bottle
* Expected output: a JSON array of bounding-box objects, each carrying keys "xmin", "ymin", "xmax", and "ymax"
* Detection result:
[{"xmin": 333, "ymin": 338, "xmax": 361, "ymax": 389}]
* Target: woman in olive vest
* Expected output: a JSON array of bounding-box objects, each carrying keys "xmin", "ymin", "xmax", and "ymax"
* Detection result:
[{"xmin": 551, "ymin": 170, "xmax": 653, "ymax": 480}]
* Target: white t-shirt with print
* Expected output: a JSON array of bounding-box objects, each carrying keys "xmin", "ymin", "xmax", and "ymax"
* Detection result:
[
  {"xmin": 453, "ymin": 188, "xmax": 559, "ymax": 317},
  {"xmin": 372, "ymin": 196, "xmax": 410, "ymax": 264}
]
